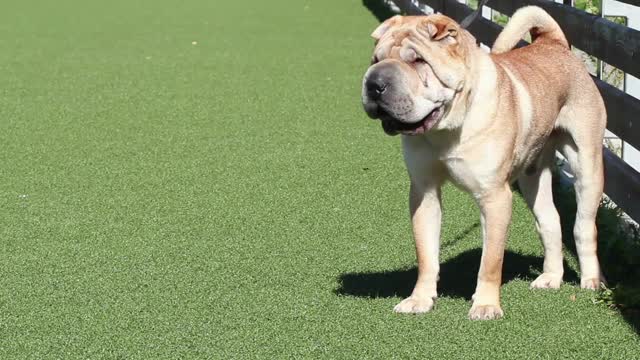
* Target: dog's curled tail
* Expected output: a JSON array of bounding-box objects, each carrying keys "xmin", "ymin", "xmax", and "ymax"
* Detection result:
[{"xmin": 492, "ymin": 6, "xmax": 568, "ymax": 54}]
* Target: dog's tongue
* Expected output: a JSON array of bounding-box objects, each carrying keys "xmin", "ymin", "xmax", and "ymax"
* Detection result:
[
  {"xmin": 422, "ymin": 108, "xmax": 442, "ymax": 131},
  {"xmin": 423, "ymin": 113, "xmax": 438, "ymax": 131}
]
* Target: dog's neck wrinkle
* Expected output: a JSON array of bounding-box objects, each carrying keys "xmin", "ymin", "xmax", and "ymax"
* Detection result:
[
  {"xmin": 432, "ymin": 51, "xmax": 482, "ymax": 133},
  {"xmin": 457, "ymin": 50, "xmax": 501, "ymax": 141},
  {"xmin": 433, "ymin": 47, "xmax": 495, "ymax": 142}
]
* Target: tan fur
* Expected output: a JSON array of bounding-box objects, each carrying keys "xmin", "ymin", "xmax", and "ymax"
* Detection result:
[
  {"xmin": 362, "ymin": 7, "xmax": 606, "ymax": 320},
  {"xmin": 493, "ymin": 6, "xmax": 569, "ymax": 54}
]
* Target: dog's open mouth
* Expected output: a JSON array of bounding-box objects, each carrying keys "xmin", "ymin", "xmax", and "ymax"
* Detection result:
[{"xmin": 380, "ymin": 107, "xmax": 443, "ymax": 136}]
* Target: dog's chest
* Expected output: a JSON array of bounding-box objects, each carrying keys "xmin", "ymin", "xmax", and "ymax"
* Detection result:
[
  {"xmin": 441, "ymin": 138, "xmax": 507, "ymax": 194},
  {"xmin": 403, "ymin": 134, "xmax": 507, "ymax": 195},
  {"xmin": 444, "ymin": 153, "xmax": 501, "ymax": 195}
]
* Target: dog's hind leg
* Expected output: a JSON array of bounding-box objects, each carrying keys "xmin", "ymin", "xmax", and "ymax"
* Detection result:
[
  {"xmin": 518, "ymin": 144, "xmax": 563, "ymax": 289},
  {"xmin": 556, "ymin": 104, "xmax": 607, "ymax": 290}
]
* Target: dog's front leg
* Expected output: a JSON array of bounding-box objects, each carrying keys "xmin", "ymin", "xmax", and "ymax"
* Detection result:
[
  {"xmin": 469, "ymin": 184, "xmax": 512, "ymax": 320},
  {"xmin": 394, "ymin": 182, "xmax": 442, "ymax": 314}
]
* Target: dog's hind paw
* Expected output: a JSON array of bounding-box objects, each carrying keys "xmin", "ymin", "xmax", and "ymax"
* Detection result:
[
  {"xmin": 530, "ymin": 273, "xmax": 563, "ymax": 289},
  {"xmin": 393, "ymin": 296, "xmax": 434, "ymax": 314}
]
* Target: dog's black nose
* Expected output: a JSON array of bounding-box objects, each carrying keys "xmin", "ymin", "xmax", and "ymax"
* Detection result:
[
  {"xmin": 366, "ymin": 77, "xmax": 387, "ymax": 100},
  {"xmin": 365, "ymin": 62, "xmax": 396, "ymax": 100}
]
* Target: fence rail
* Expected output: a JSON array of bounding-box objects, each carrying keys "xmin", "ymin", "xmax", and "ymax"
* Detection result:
[
  {"xmin": 390, "ymin": 0, "xmax": 640, "ymax": 222},
  {"xmin": 486, "ymin": 0, "xmax": 640, "ymax": 79},
  {"xmin": 616, "ymin": 0, "xmax": 640, "ymax": 6}
]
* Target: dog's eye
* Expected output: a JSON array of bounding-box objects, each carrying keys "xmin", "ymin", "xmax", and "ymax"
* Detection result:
[
  {"xmin": 371, "ymin": 56, "xmax": 379, "ymax": 65},
  {"xmin": 413, "ymin": 58, "xmax": 426, "ymax": 65}
]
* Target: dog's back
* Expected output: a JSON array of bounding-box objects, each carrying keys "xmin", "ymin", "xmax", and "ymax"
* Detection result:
[{"xmin": 488, "ymin": 6, "xmax": 605, "ymax": 167}]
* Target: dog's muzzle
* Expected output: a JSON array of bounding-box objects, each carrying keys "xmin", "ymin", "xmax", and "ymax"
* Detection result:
[{"xmin": 362, "ymin": 62, "xmax": 442, "ymax": 136}]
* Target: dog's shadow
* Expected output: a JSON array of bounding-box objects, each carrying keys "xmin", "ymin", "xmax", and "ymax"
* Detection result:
[{"xmin": 336, "ymin": 246, "xmax": 579, "ymax": 300}]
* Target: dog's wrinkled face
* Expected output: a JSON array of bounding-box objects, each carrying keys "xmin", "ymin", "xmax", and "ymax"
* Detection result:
[{"xmin": 362, "ymin": 15, "xmax": 470, "ymax": 136}]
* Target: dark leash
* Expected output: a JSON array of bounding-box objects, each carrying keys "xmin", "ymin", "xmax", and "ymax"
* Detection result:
[{"xmin": 459, "ymin": 0, "xmax": 490, "ymax": 28}]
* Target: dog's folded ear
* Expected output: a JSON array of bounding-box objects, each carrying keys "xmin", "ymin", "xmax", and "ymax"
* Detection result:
[
  {"xmin": 426, "ymin": 19, "xmax": 459, "ymax": 42},
  {"xmin": 371, "ymin": 15, "xmax": 402, "ymax": 41}
]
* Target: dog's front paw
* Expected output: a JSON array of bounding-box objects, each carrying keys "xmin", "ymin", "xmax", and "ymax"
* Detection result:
[
  {"xmin": 530, "ymin": 273, "xmax": 563, "ymax": 289},
  {"xmin": 393, "ymin": 296, "xmax": 435, "ymax": 314},
  {"xmin": 580, "ymin": 277, "xmax": 605, "ymax": 290},
  {"xmin": 468, "ymin": 304, "xmax": 503, "ymax": 320}
]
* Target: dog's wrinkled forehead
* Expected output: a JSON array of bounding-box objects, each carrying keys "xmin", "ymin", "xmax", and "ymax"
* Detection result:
[
  {"xmin": 372, "ymin": 16, "xmax": 421, "ymax": 59},
  {"xmin": 371, "ymin": 15, "xmax": 460, "ymax": 61}
]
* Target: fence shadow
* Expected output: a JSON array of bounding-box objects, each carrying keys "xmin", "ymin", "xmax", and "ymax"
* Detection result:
[
  {"xmin": 362, "ymin": 0, "xmax": 396, "ymax": 22},
  {"xmin": 551, "ymin": 180, "xmax": 640, "ymax": 335}
]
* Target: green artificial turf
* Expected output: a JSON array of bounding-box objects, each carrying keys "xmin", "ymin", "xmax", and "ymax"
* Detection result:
[{"xmin": 0, "ymin": 0, "xmax": 638, "ymax": 358}]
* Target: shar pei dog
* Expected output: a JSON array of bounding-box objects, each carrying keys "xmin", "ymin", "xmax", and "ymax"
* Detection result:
[{"xmin": 361, "ymin": 6, "xmax": 606, "ymax": 320}]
